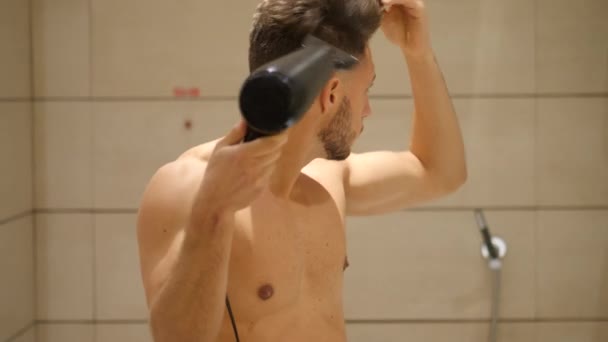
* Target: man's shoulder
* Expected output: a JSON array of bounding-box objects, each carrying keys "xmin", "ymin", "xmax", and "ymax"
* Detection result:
[
  {"xmin": 177, "ymin": 138, "xmax": 222, "ymax": 162},
  {"xmin": 138, "ymin": 143, "xmax": 216, "ymax": 229},
  {"xmin": 303, "ymin": 157, "xmax": 347, "ymax": 183},
  {"xmin": 136, "ymin": 155, "xmax": 209, "ymax": 259},
  {"xmin": 300, "ymin": 158, "xmax": 348, "ymax": 209},
  {"xmin": 139, "ymin": 159, "xmax": 203, "ymax": 219}
]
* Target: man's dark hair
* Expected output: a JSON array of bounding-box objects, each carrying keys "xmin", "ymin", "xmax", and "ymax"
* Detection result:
[{"xmin": 248, "ymin": 0, "xmax": 383, "ymax": 72}]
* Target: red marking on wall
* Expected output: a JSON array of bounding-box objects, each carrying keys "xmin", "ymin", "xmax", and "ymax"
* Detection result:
[
  {"xmin": 173, "ymin": 87, "xmax": 200, "ymax": 98},
  {"xmin": 173, "ymin": 87, "xmax": 184, "ymax": 97},
  {"xmin": 189, "ymin": 88, "xmax": 200, "ymax": 97}
]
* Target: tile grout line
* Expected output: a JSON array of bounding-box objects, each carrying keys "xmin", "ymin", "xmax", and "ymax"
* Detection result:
[
  {"xmin": 534, "ymin": 209, "xmax": 540, "ymax": 321},
  {"xmin": 29, "ymin": 206, "xmax": 608, "ymax": 215},
  {"xmin": 88, "ymin": 0, "xmax": 93, "ymax": 99},
  {"xmin": 27, "ymin": 0, "xmax": 39, "ymax": 334},
  {"xmin": 404, "ymin": 206, "xmax": 608, "ymax": 212},
  {"xmin": 88, "ymin": 0, "xmax": 98, "ymax": 335},
  {"xmin": 91, "ymin": 211, "xmax": 98, "ymax": 329},
  {"xmin": 344, "ymin": 318, "xmax": 608, "ymax": 324},
  {"xmin": 31, "ymin": 317, "xmax": 608, "ymax": 324},
  {"xmin": 1, "ymin": 93, "xmax": 608, "ymax": 103},
  {"xmin": 37, "ymin": 319, "xmax": 148, "ymax": 324},
  {"xmin": 34, "ymin": 208, "xmax": 139, "ymax": 214},
  {"xmin": 533, "ymin": 0, "xmax": 540, "ymax": 323}
]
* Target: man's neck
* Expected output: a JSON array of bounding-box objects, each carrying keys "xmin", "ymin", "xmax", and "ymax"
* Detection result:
[{"xmin": 268, "ymin": 133, "xmax": 324, "ymax": 199}]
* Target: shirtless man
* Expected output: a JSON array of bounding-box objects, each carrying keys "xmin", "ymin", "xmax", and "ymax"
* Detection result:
[{"xmin": 136, "ymin": 0, "xmax": 466, "ymax": 341}]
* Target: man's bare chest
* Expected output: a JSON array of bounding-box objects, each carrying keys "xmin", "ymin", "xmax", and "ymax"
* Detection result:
[{"xmin": 224, "ymin": 193, "xmax": 347, "ymax": 322}]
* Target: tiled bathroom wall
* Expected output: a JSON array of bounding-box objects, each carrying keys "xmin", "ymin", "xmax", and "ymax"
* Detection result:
[{"xmin": 6, "ymin": 0, "xmax": 607, "ymax": 341}]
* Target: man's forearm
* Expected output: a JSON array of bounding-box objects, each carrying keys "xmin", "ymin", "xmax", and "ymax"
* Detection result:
[
  {"xmin": 404, "ymin": 49, "xmax": 467, "ymax": 188},
  {"xmin": 149, "ymin": 205, "xmax": 235, "ymax": 342}
]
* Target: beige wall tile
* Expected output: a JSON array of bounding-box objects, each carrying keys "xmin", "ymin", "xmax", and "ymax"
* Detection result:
[
  {"xmin": 537, "ymin": 99, "xmax": 608, "ymax": 206},
  {"xmin": 32, "ymin": 0, "xmax": 90, "ymax": 97},
  {"xmin": 37, "ymin": 324, "xmax": 94, "ymax": 342},
  {"xmin": 11, "ymin": 325, "xmax": 36, "ymax": 342},
  {"xmin": 367, "ymin": 36, "xmax": 410, "ymax": 96},
  {"xmin": 0, "ymin": 0, "xmax": 31, "ymax": 98},
  {"xmin": 36, "ymin": 213, "xmax": 94, "ymax": 320},
  {"xmin": 344, "ymin": 210, "xmax": 535, "ymax": 319},
  {"xmin": 346, "ymin": 322, "xmax": 536, "ymax": 342},
  {"xmin": 34, "ymin": 102, "xmax": 93, "ymax": 209},
  {"xmin": 188, "ymin": 100, "xmax": 242, "ymax": 147},
  {"xmin": 95, "ymin": 214, "xmax": 148, "ymax": 320},
  {"xmin": 353, "ymin": 99, "xmax": 536, "ymax": 208},
  {"xmin": 537, "ymin": 210, "xmax": 608, "ymax": 319},
  {"xmin": 371, "ymin": 0, "xmax": 535, "ymax": 96},
  {"xmin": 92, "ymin": 102, "xmax": 190, "ymax": 209},
  {"xmin": 432, "ymin": 99, "xmax": 536, "ymax": 207},
  {"xmin": 351, "ymin": 99, "xmax": 413, "ymax": 153},
  {"xmin": 538, "ymin": 322, "xmax": 608, "ymax": 342},
  {"xmin": 93, "ymin": 101, "xmax": 239, "ymax": 209},
  {"xmin": 537, "ymin": 0, "xmax": 608, "ymax": 93},
  {"xmin": 0, "ymin": 216, "xmax": 34, "ymax": 341},
  {"xmin": 0, "ymin": 103, "xmax": 32, "ymax": 221},
  {"xmin": 91, "ymin": 0, "xmax": 260, "ymax": 97},
  {"xmin": 91, "ymin": 0, "xmax": 535, "ymax": 98},
  {"xmin": 96, "ymin": 324, "xmax": 152, "ymax": 342}
]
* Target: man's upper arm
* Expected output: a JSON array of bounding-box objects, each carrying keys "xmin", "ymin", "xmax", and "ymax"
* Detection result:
[
  {"xmin": 136, "ymin": 159, "xmax": 206, "ymax": 308},
  {"xmin": 343, "ymin": 150, "xmax": 451, "ymax": 216}
]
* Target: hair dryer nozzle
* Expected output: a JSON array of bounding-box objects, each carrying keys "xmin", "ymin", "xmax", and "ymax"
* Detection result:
[{"xmin": 239, "ymin": 35, "xmax": 359, "ymax": 141}]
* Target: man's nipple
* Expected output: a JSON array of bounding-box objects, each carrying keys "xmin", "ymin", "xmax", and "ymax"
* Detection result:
[{"xmin": 258, "ymin": 284, "xmax": 274, "ymax": 300}]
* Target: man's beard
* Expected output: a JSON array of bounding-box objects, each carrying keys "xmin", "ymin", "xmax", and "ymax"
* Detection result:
[{"xmin": 318, "ymin": 97, "xmax": 357, "ymax": 161}]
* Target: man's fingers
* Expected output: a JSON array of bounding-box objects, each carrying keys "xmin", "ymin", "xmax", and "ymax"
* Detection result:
[
  {"xmin": 239, "ymin": 133, "xmax": 288, "ymax": 156},
  {"xmin": 217, "ymin": 120, "xmax": 247, "ymax": 147}
]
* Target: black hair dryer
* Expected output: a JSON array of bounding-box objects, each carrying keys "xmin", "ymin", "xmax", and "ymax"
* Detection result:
[{"xmin": 238, "ymin": 35, "xmax": 358, "ymax": 142}]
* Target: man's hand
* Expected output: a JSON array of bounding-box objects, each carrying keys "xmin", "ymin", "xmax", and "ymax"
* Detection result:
[
  {"xmin": 381, "ymin": 0, "xmax": 432, "ymax": 57},
  {"xmin": 200, "ymin": 121, "xmax": 287, "ymax": 214}
]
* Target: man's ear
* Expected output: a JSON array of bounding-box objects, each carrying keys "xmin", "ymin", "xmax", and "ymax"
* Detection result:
[{"xmin": 319, "ymin": 77, "xmax": 341, "ymax": 114}]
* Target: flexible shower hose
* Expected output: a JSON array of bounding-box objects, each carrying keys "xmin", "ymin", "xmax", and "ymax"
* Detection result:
[{"xmin": 488, "ymin": 260, "xmax": 502, "ymax": 342}]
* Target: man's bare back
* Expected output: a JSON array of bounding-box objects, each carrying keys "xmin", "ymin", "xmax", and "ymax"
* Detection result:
[{"xmin": 139, "ymin": 139, "xmax": 353, "ymax": 342}]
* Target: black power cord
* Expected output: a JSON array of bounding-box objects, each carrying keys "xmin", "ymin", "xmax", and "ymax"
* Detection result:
[{"xmin": 226, "ymin": 296, "xmax": 240, "ymax": 342}]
